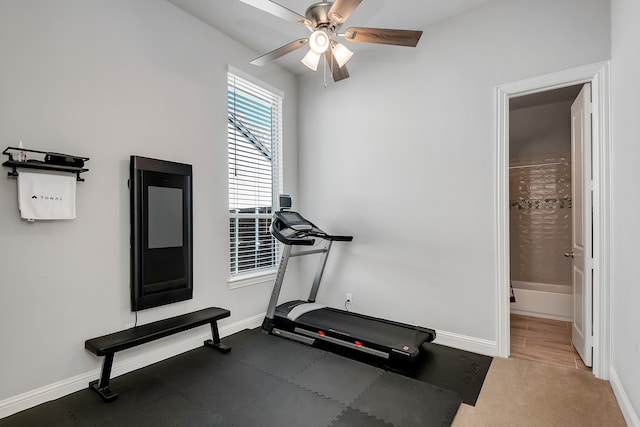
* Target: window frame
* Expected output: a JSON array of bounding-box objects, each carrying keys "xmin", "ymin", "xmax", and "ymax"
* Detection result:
[{"xmin": 227, "ymin": 68, "xmax": 283, "ymax": 289}]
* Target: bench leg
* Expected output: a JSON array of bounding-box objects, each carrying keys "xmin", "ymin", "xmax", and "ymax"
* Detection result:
[
  {"xmin": 204, "ymin": 321, "xmax": 231, "ymax": 353},
  {"xmin": 89, "ymin": 353, "xmax": 118, "ymax": 402}
]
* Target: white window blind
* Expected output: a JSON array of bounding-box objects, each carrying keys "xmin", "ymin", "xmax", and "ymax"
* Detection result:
[{"xmin": 228, "ymin": 72, "xmax": 283, "ymax": 277}]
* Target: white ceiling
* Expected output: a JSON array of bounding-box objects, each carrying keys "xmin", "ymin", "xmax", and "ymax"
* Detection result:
[{"xmin": 166, "ymin": 0, "xmax": 500, "ymax": 75}]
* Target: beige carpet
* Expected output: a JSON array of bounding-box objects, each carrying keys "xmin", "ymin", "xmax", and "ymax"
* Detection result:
[{"xmin": 452, "ymin": 357, "xmax": 626, "ymax": 427}]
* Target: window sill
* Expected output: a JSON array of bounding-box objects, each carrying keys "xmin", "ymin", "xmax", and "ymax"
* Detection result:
[{"xmin": 228, "ymin": 269, "xmax": 277, "ymax": 290}]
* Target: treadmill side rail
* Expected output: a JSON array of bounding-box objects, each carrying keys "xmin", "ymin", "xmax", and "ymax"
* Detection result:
[
  {"xmin": 294, "ymin": 328, "xmax": 390, "ymax": 359},
  {"xmin": 273, "ymin": 328, "xmax": 316, "ymax": 345}
]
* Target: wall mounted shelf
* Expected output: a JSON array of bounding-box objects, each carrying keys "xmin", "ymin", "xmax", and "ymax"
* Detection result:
[{"xmin": 2, "ymin": 147, "xmax": 89, "ymax": 182}]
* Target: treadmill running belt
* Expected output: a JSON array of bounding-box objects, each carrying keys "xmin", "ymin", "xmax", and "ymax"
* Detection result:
[{"xmin": 295, "ymin": 308, "xmax": 427, "ymax": 351}]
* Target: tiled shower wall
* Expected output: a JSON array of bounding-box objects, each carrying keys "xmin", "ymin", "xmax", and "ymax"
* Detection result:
[{"xmin": 509, "ymin": 157, "xmax": 572, "ymax": 287}]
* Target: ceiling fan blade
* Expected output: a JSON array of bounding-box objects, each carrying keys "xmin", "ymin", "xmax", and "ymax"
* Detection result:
[
  {"xmin": 344, "ymin": 27, "xmax": 423, "ymax": 47},
  {"xmin": 250, "ymin": 38, "xmax": 308, "ymax": 66},
  {"xmin": 327, "ymin": 0, "xmax": 362, "ymax": 24},
  {"xmin": 324, "ymin": 51, "xmax": 350, "ymax": 82},
  {"xmin": 238, "ymin": 0, "xmax": 310, "ymax": 26}
]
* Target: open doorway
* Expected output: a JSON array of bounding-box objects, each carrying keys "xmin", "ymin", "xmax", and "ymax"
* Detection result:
[
  {"xmin": 507, "ymin": 85, "xmax": 590, "ymax": 370},
  {"xmin": 495, "ymin": 62, "xmax": 611, "ymax": 379}
]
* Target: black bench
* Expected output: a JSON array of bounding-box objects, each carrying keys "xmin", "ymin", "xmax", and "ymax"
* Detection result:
[{"xmin": 85, "ymin": 307, "xmax": 231, "ymax": 402}]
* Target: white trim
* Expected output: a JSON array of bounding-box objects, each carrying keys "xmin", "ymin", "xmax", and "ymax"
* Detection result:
[
  {"xmin": 228, "ymin": 270, "xmax": 276, "ymax": 289},
  {"xmin": 610, "ymin": 367, "xmax": 640, "ymax": 427},
  {"xmin": 495, "ymin": 61, "xmax": 611, "ymax": 379},
  {"xmin": 0, "ymin": 313, "xmax": 265, "ymax": 419},
  {"xmin": 0, "ymin": 370, "xmax": 97, "ymax": 420},
  {"xmin": 495, "ymin": 84, "xmax": 511, "ymax": 358},
  {"xmin": 227, "ymin": 65, "xmax": 284, "ymax": 98},
  {"xmin": 433, "ymin": 330, "xmax": 497, "ymax": 357}
]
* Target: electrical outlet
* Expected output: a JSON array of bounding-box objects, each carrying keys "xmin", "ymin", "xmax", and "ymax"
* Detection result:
[{"xmin": 346, "ymin": 293, "xmax": 353, "ymax": 303}]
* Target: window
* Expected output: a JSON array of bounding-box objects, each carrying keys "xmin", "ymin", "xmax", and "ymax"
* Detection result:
[{"xmin": 228, "ymin": 71, "xmax": 283, "ymax": 282}]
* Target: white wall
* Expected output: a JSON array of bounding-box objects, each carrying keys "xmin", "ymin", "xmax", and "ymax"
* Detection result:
[
  {"xmin": 510, "ymin": 101, "xmax": 572, "ymax": 162},
  {"xmin": 0, "ymin": 0, "xmax": 298, "ymax": 405},
  {"xmin": 611, "ymin": 0, "xmax": 640, "ymax": 421},
  {"xmin": 297, "ymin": 0, "xmax": 610, "ymax": 343}
]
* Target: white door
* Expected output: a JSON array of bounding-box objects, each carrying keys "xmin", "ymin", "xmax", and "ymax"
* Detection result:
[{"xmin": 569, "ymin": 83, "xmax": 593, "ymax": 366}]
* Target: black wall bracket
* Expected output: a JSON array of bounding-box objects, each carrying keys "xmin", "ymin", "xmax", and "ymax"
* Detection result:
[{"xmin": 2, "ymin": 146, "xmax": 89, "ymax": 182}]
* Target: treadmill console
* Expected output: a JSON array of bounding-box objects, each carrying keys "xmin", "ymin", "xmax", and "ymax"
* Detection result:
[
  {"xmin": 270, "ymin": 210, "xmax": 316, "ymax": 245},
  {"xmin": 271, "ymin": 196, "xmax": 353, "ymax": 245},
  {"xmin": 278, "ymin": 211, "xmax": 312, "ymax": 231}
]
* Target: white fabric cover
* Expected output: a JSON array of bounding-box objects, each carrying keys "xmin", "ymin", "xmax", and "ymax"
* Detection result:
[{"xmin": 18, "ymin": 172, "xmax": 76, "ymax": 220}]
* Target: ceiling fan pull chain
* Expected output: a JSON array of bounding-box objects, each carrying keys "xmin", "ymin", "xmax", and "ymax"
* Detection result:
[{"xmin": 323, "ymin": 53, "xmax": 328, "ymax": 88}]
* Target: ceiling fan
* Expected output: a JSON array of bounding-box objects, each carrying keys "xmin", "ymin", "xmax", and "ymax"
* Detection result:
[{"xmin": 240, "ymin": 0, "xmax": 423, "ymax": 82}]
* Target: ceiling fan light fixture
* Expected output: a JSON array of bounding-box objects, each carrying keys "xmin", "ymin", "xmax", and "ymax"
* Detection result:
[
  {"xmin": 244, "ymin": 0, "xmax": 423, "ymax": 83},
  {"xmin": 308, "ymin": 30, "xmax": 330, "ymax": 54},
  {"xmin": 331, "ymin": 42, "xmax": 353, "ymax": 68},
  {"xmin": 301, "ymin": 49, "xmax": 321, "ymax": 71}
]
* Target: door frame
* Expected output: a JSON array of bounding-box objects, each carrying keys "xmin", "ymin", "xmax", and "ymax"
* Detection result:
[{"xmin": 494, "ymin": 61, "xmax": 611, "ymax": 379}]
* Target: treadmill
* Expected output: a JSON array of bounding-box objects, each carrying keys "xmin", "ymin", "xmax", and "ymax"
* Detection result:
[{"xmin": 262, "ymin": 196, "xmax": 436, "ymax": 365}]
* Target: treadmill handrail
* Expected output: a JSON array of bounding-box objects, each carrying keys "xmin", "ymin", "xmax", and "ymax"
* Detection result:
[
  {"xmin": 271, "ymin": 211, "xmax": 353, "ymax": 245},
  {"xmin": 326, "ymin": 234, "xmax": 353, "ymax": 242},
  {"xmin": 270, "ymin": 225, "xmax": 315, "ymax": 246}
]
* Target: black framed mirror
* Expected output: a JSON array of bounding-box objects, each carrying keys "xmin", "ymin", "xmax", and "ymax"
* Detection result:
[{"xmin": 130, "ymin": 156, "xmax": 193, "ymax": 311}]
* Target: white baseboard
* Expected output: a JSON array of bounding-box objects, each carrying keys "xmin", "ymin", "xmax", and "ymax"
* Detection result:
[
  {"xmin": 0, "ymin": 313, "xmax": 264, "ymax": 420},
  {"xmin": 609, "ymin": 367, "xmax": 640, "ymax": 427},
  {"xmin": 0, "ymin": 370, "xmax": 99, "ymax": 420},
  {"xmin": 433, "ymin": 329, "xmax": 497, "ymax": 357}
]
